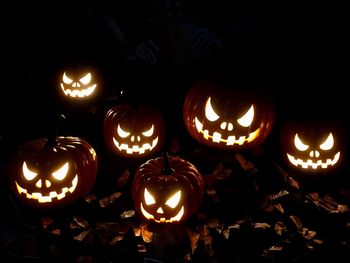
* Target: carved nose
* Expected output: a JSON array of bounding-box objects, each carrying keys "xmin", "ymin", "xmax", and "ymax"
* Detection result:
[
  {"xmin": 220, "ymin": 122, "xmax": 233, "ymax": 131},
  {"xmin": 309, "ymin": 151, "xmax": 320, "ymax": 158}
]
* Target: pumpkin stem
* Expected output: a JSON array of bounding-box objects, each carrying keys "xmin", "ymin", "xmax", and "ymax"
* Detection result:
[
  {"xmin": 45, "ymin": 114, "xmax": 66, "ymax": 148},
  {"xmin": 162, "ymin": 152, "xmax": 175, "ymax": 175}
]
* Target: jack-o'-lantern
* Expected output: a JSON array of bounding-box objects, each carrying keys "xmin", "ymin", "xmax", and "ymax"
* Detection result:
[
  {"xmin": 104, "ymin": 104, "xmax": 165, "ymax": 158},
  {"xmin": 58, "ymin": 66, "xmax": 101, "ymax": 100},
  {"xmin": 280, "ymin": 120, "xmax": 345, "ymax": 173},
  {"xmin": 10, "ymin": 136, "xmax": 98, "ymax": 208},
  {"xmin": 132, "ymin": 153, "xmax": 204, "ymax": 223},
  {"xmin": 183, "ymin": 79, "xmax": 275, "ymax": 150}
]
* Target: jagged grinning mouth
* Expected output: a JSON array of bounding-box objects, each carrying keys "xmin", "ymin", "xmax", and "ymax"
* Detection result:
[
  {"xmin": 287, "ymin": 152, "xmax": 340, "ymax": 169},
  {"xmin": 140, "ymin": 203, "xmax": 184, "ymax": 223},
  {"xmin": 113, "ymin": 137, "xmax": 159, "ymax": 154},
  {"xmin": 15, "ymin": 175, "xmax": 78, "ymax": 203},
  {"xmin": 194, "ymin": 117, "xmax": 260, "ymax": 145},
  {"xmin": 60, "ymin": 84, "xmax": 97, "ymax": 98}
]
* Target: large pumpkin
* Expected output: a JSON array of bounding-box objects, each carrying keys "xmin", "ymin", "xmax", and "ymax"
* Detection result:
[
  {"xmin": 280, "ymin": 119, "xmax": 345, "ymax": 174},
  {"xmin": 183, "ymin": 79, "xmax": 275, "ymax": 150},
  {"xmin": 103, "ymin": 104, "xmax": 165, "ymax": 158},
  {"xmin": 132, "ymin": 153, "xmax": 204, "ymax": 223},
  {"xmin": 10, "ymin": 136, "xmax": 98, "ymax": 208}
]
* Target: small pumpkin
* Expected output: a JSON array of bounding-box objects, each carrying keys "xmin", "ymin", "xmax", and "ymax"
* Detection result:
[
  {"xmin": 58, "ymin": 65, "xmax": 102, "ymax": 100},
  {"xmin": 103, "ymin": 104, "xmax": 165, "ymax": 158},
  {"xmin": 280, "ymin": 119, "xmax": 345, "ymax": 173},
  {"xmin": 132, "ymin": 153, "xmax": 204, "ymax": 223},
  {"xmin": 183, "ymin": 79, "xmax": 275, "ymax": 150},
  {"xmin": 10, "ymin": 135, "xmax": 98, "ymax": 208}
]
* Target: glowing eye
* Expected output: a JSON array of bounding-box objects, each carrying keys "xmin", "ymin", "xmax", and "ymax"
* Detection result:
[
  {"xmin": 142, "ymin": 125, "xmax": 154, "ymax": 137},
  {"xmin": 165, "ymin": 190, "xmax": 181, "ymax": 208},
  {"xmin": 294, "ymin": 133, "xmax": 309, "ymax": 151},
  {"xmin": 63, "ymin": 72, "xmax": 73, "ymax": 84},
  {"xmin": 52, "ymin": 162, "xmax": 69, "ymax": 180},
  {"xmin": 79, "ymin": 73, "xmax": 92, "ymax": 85},
  {"xmin": 237, "ymin": 105, "xmax": 254, "ymax": 127},
  {"xmin": 22, "ymin": 161, "xmax": 38, "ymax": 180},
  {"xmin": 144, "ymin": 188, "xmax": 156, "ymax": 205},
  {"xmin": 205, "ymin": 97, "xmax": 220, "ymax": 122},
  {"xmin": 320, "ymin": 133, "xmax": 334, "ymax": 150},
  {"xmin": 117, "ymin": 124, "xmax": 130, "ymax": 138}
]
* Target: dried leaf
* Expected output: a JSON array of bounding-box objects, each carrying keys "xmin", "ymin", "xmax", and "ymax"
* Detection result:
[
  {"xmin": 338, "ymin": 204, "xmax": 350, "ymax": 213},
  {"xmin": 51, "ymin": 229, "xmax": 61, "ymax": 235},
  {"xmin": 307, "ymin": 192, "xmax": 319, "ymax": 201},
  {"xmin": 267, "ymin": 245, "xmax": 283, "ymax": 251},
  {"xmin": 74, "ymin": 230, "xmax": 91, "ymax": 241},
  {"xmin": 313, "ymin": 239, "xmax": 324, "ymax": 245},
  {"xmin": 274, "ymin": 222, "xmax": 287, "ymax": 236},
  {"xmin": 290, "ymin": 215, "xmax": 303, "ymax": 230},
  {"xmin": 73, "ymin": 216, "xmax": 90, "ymax": 228},
  {"xmin": 187, "ymin": 228, "xmax": 200, "ymax": 254},
  {"xmin": 228, "ymin": 224, "xmax": 241, "ymax": 230},
  {"xmin": 207, "ymin": 218, "xmax": 221, "ymax": 229},
  {"xmin": 300, "ymin": 228, "xmax": 316, "ymax": 240},
  {"xmin": 137, "ymin": 244, "xmax": 147, "ymax": 253},
  {"xmin": 133, "ymin": 226, "xmax": 141, "ymax": 237},
  {"xmin": 287, "ymin": 176, "xmax": 299, "ymax": 189},
  {"xmin": 120, "ymin": 210, "xmax": 135, "ymax": 219},
  {"xmin": 273, "ymin": 203, "xmax": 285, "ymax": 214},
  {"xmin": 197, "ymin": 225, "xmax": 210, "ymax": 236},
  {"xmin": 323, "ymin": 195, "xmax": 338, "ymax": 207},
  {"xmin": 252, "ymin": 222, "xmax": 271, "ymax": 229},
  {"xmin": 41, "ymin": 217, "xmax": 54, "ymax": 230},
  {"xmin": 85, "ymin": 193, "xmax": 97, "ymax": 204},
  {"xmin": 235, "ymin": 153, "xmax": 255, "ymax": 171},
  {"xmin": 109, "ymin": 235, "xmax": 124, "ymax": 246},
  {"xmin": 269, "ymin": 190, "xmax": 289, "ymax": 201},
  {"xmin": 140, "ymin": 224, "xmax": 153, "ymax": 243},
  {"xmin": 222, "ymin": 228, "xmax": 230, "ymax": 239},
  {"xmin": 98, "ymin": 192, "xmax": 122, "ymax": 207},
  {"xmin": 117, "ymin": 169, "xmax": 130, "ymax": 189},
  {"xmin": 95, "ymin": 222, "xmax": 121, "ymax": 234}
]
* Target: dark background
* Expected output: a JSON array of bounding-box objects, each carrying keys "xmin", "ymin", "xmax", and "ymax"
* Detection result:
[{"xmin": 0, "ymin": 0, "xmax": 348, "ymax": 176}]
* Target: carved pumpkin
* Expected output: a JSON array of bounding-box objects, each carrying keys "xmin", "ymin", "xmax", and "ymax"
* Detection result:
[
  {"xmin": 183, "ymin": 79, "xmax": 275, "ymax": 150},
  {"xmin": 280, "ymin": 119, "xmax": 345, "ymax": 173},
  {"xmin": 58, "ymin": 66, "xmax": 101, "ymax": 100},
  {"xmin": 10, "ymin": 136, "xmax": 98, "ymax": 208},
  {"xmin": 132, "ymin": 153, "xmax": 204, "ymax": 223},
  {"xmin": 103, "ymin": 104, "xmax": 165, "ymax": 158}
]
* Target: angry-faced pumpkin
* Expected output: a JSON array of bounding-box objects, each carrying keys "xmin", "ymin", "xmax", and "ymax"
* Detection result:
[
  {"xmin": 10, "ymin": 136, "xmax": 98, "ymax": 208},
  {"xmin": 132, "ymin": 153, "xmax": 204, "ymax": 223},
  {"xmin": 183, "ymin": 79, "xmax": 275, "ymax": 150},
  {"xmin": 58, "ymin": 66, "xmax": 101, "ymax": 100},
  {"xmin": 280, "ymin": 120, "xmax": 345, "ymax": 173},
  {"xmin": 103, "ymin": 104, "xmax": 165, "ymax": 158}
]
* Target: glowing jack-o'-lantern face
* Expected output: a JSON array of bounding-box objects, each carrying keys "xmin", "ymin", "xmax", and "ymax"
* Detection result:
[
  {"xmin": 10, "ymin": 136, "xmax": 98, "ymax": 208},
  {"xmin": 132, "ymin": 154, "xmax": 204, "ymax": 223},
  {"xmin": 183, "ymin": 79, "xmax": 274, "ymax": 150},
  {"xmin": 59, "ymin": 67, "xmax": 101, "ymax": 100},
  {"xmin": 104, "ymin": 104, "xmax": 165, "ymax": 158},
  {"xmin": 280, "ymin": 120, "xmax": 345, "ymax": 173}
]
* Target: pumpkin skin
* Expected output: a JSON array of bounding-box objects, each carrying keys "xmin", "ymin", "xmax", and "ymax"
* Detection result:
[
  {"xmin": 132, "ymin": 154, "xmax": 204, "ymax": 223},
  {"xmin": 10, "ymin": 136, "xmax": 98, "ymax": 208},
  {"xmin": 280, "ymin": 120, "xmax": 345, "ymax": 174},
  {"xmin": 183, "ymin": 79, "xmax": 275, "ymax": 150},
  {"xmin": 58, "ymin": 66, "xmax": 102, "ymax": 100},
  {"xmin": 103, "ymin": 104, "xmax": 165, "ymax": 158}
]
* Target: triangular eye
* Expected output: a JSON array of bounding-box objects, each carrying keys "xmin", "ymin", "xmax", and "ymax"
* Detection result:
[
  {"xmin": 79, "ymin": 73, "xmax": 92, "ymax": 85},
  {"xmin": 144, "ymin": 188, "xmax": 156, "ymax": 205},
  {"xmin": 117, "ymin": 124, "xmax": 130, "ymax": 138},
  {"xmin": 142, "ymin": 125, "xmax": 154, "ymax": 137},
  {"xmin": 205, "ymin": 97, "xmax": 220, "ymax": 122},
  {"xmin": 52, "ymin": 162, "xmax": 69, "ymax": 180},
  {"xmin": 22, "ymin": 161, "xmax": 38, "ymax": 180},
  {"xmin": 294, "ymin": 133, "xmax": 309, "ymax": 151},
  {"xmin": 165, "ymin": 190, "xmax": 181, "ymax": 208},
  {"xmin": 237, "ymin": 105, "xmax": 254, "ymax": 127},
  {"xmin": 320, "ymin": 133, "xmax": 334, "ymax": 150},
  {"xmin": 63, "ymin": 72, "xmax": 73, "ymax": 84}
]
